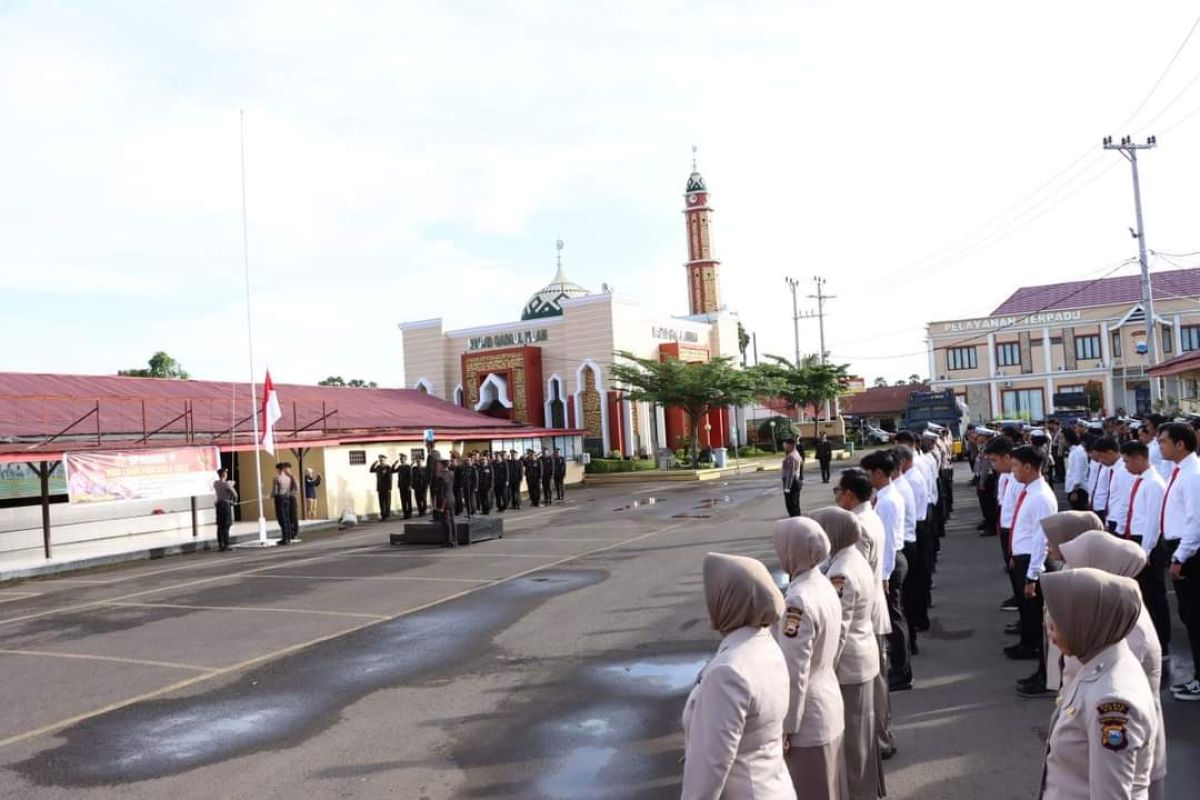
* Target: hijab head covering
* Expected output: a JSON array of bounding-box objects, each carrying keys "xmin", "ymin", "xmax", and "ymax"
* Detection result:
[
  {"xmin": 1041, "ymin": 567, "xmax": 1141, "ymax": 663},
  {"xmin": 807, "ymin": 507, "xmax": 862, "ymax": 554},
  {"xmin": 702, "ymin": 553, "xmax": 785, "ymax": 635},
  {"xmin": 773, "ymin": 517, "xmax": 831, "ymax": 578},
  {"xmin": 1039, "ymin": 511, "xmax": 1104, "ymax": 547},
  {"xmin": 1059, "ymin": 530, "xmax": 1148, "ymax": 577}
]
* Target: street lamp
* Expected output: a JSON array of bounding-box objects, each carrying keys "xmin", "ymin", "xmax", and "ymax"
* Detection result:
[{"xmin": 769, "ymin": 419, "xmax": 778, "ymax": 452}]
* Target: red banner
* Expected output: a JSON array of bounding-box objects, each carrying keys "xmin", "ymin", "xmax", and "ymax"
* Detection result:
[{"xmin": 63, "ymin": 447, "xmax": 221, "ymax": 504}]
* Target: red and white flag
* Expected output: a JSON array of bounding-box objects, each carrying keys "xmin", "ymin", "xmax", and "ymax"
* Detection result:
[{"xmin": 260, "ymin": 370, "xmax": 282, "ymax": 455}]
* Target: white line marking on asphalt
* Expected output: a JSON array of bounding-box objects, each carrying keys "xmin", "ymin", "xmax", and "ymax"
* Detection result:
[
  {"xmin": 0, "ymin": 592, "xmax": 40, "ymax": 602},
  {"xmin": 248, "ymin": 574, "xmax": 495, "ymax": 584},
  {"xmin": 99, "ymin": 601, "xmax": 390, "ymax": 620},
  {"xmin": 0, "ymin": 648, "xmax": 214, "ymax": 672},
  {"xmin": 342, "ymin": 552, "xmax": 564, "ymax": 560}
]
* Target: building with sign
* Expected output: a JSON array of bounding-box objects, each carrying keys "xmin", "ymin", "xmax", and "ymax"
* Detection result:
[
  {"xmin": 926, "ymin": 268, "xmax": 1200, "ymax": 421},
  {"xmin": 399, "ymin": 160, "xmax": 741, "ymax": 456}
]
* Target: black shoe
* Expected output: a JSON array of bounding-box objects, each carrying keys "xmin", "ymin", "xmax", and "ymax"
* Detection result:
[
  {"xmin": 1004, "ymin": 623, "xmax": 1021, "ymax": 635},
  {"xmin": 1004, "ymin": 644, "xmax": 1040, "ymax": 661},
  {"xmin": 1016, "ymin": 670, "xmax": 1041, "ymax": 689},
  {"xmin": 881, "ymin": 745, "xmax": 898, "ymax": 760},
  {"xmin": 1001, "ymin": 597, "xmax": 1019, "ymax": 611},
  {"xmin": 979, "ymin": 530, "xmax": 997, "ymax": 537},
  {"xmin": 976, "ymin": 522, "xmax": 987, "ymax": 531},
  {"xmin": 915, "ymin": 620, "xmax": 930, "ymax": 632},
  {"xmin": 1017, "ymin": 681, "xmax": 1052, "ymax": 698},
  {"xmin": 889, "ymin": 678, "xmax": 914, "ymax": 692},
  {"xmin": 909, "ymin": 639, "xmax": 920, "ymax": 656}
]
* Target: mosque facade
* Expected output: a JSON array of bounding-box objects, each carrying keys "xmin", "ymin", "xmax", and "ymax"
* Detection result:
[{"xmin": 399, "ymin": 160, "xmax": 741, "ymax": 458}]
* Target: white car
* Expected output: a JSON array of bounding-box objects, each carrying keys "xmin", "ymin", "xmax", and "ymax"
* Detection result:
[{"xmin": 864, "ymin": 425, "xmax": 892, "ymax": 444}]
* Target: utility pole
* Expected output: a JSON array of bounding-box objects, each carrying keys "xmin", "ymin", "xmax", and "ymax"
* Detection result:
[
  {"xmin": 1103, "ymin": 135, "xmax": 1159, "ymax": 407},
  {"xmin": 807, "ymin": 276, "xmax": 836, "ymax": 364},
  {"xmin": 785, "ymin": 276, "xmax": 817, "ymax": 365}
]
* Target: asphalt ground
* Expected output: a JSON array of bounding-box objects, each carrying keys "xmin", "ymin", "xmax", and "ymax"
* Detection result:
[{"xmin": 0, "ymin": 465, "xmax": 1194, "ymax": 798}]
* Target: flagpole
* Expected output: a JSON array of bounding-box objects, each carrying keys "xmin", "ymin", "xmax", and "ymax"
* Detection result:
[{"xmin": 239, "ymin": 109, "xmax": 270, "ymax": 545}]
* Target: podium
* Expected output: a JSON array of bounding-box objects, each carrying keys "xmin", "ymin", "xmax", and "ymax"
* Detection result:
[{"xmin": 389, "ymin": 515, "xmax": 504, "ymax": 547}]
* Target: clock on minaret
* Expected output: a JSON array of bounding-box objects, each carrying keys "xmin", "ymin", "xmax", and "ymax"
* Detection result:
[{"xmin": 682, "ymin": 153, "xmax": 721, "ymax": 316}]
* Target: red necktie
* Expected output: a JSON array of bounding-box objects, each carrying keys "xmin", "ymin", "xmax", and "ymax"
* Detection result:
[
  {"xmin": 1104, "ymin": 469, "xmax": 1116, "ymax": 514},
  {"xmin": 1010, "ymin": 488, "xmax": 1028, "ymax": 553},
  {"xmin": 1161, "ymin": 466, "xmax": 1181, "ymax": 535},
  {"xmin": 871, "ymin": 497, "xmax": 878, "ymax": 509},
  {"xmin": 1124, "ymin": 477, "xmax": 1142, "ymax": 539}
]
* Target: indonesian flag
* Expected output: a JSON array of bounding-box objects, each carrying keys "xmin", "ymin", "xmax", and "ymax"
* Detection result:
[{"xmin": 261, "ymin": 370, "xmax": 282, "ymax": 455}]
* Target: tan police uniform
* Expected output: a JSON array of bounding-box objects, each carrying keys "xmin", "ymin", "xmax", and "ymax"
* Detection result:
[
  {"xmin": 778, "ymin": 568, "xmax": 848, "ymax": 799},
  {"xmin": 682, "ymin": 626, "xmax": 796, "ymax": 800},
  {"xmin": 1043, "ymin": 641, "xmax": 1156, "ymax": 799}
]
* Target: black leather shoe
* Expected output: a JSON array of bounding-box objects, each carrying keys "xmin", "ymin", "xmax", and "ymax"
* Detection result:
[
  {"xmin": 1004, "ymin": 644, "xmax": 1040, "ymax": 660},
  {"xmin": 881, "ymin": 745, "xmax": 898, "ymax": 760},
  {"xmin": 1017, "ymin": 681, "xmax": 1052, "ymax": 698},
  {"xmin": 1005, "ymin": 623, "xmax": 1021, "ymax": 635},
  {"xmin": 889, "ymin": 678, "xmax": 914, "ymax": 692}
]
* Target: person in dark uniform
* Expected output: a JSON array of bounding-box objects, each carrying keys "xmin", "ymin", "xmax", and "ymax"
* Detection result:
[
  {"xmin": 369, "ymin": 454, "xmax": 395, "ymax": 521},
  {"xmin": 411, "ymin": 452, "xmax": 429, "ymax": 516},
  {"xmin": 426, "ymin": 443, "xmax": 442, "ymax": 508},
  {"xmin": 552, "ymin": 448, "xmax": 567, "ymax": 501},
  {"xmin": 525, "ymin": 450, "xmax": 542, "ymax": 507},
  {"xmin": 539, "ymin": 449, "xmax": 553, "ymax": 507},
  {"xmin": 508, "ymin": 449, "xmax": 523, "ymax": 510},
  {"xmin": 213, "ymin": 468, "xmax": 237, "ymax": 551},
  {"xmin": 451, "ymin": 453, "xmax": 466, "ymax": 516},
  {"xmin": 395, "ymin": 454, "xmax": 413, "ymax": 519},
  {"xmin": 494, "ymin": 452, "xmax": 509, "ymax": 511},
  {"xmin": 434, "ymin": 457, "xmax": 458, "ymax": 548},
  {"xmin": 477, "ymin": 454, "xmax": 493, "ymax": 515},
  {"xmin": 465, "ymin": 454, "xmax": 479, "ymax": 518},
  {"xmin": 815, "ymin": 433, "xmax": 834, "ymax": 483},
  {"xmin": 271, "ymin": 462, "xmax": 297, "ymax": 544}
]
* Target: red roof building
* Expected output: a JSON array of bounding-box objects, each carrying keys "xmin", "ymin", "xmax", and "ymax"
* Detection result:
[{"xmin": 841, "ymin": 384, "xmax": 928, "ymax": 418}]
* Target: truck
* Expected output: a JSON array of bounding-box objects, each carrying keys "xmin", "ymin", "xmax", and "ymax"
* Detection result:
[{"xmin": 901, "ymin": 390, "xmax": 971, "ymax": 458}]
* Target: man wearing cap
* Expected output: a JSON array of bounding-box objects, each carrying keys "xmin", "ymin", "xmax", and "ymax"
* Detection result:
[
  {"xmin": 395, "ymin": 454, "xmax": 414, "ymax": 520},
  {"xmin": 493, "ymin": 451, "xmax": 510, "ymax": 512},
  {"xmin": 525, "ymin": 450, "xmax": 542, "ymax": 507},
  {"xmin": 552, "ymin": 448, "xmax": 567, "ymax": 501},
  {"xmin": 477, "ymin": 452, "xmax": 493, "ymax": 515},
  {"xmin": 781, "ymin": 438, "xmax": 803, "ymax": 517},
  {"xmin": 434, "ymin": 456, "xmax": 458, "ymax": 548},
  {"xmin": 814, "ymin": 433, "xmax": 833, "ymax": 483},
  {"xmin": 411, "ymin": 452, "xmax": 429, "ymax": 517},
  {"xmin": 508, "ymin": 450, "xmax": 524, "ymax": 510},
  {"xmin": 369, "ymin": 454, "xmax": 396, "ymax": 521},
  {"xmin": 539, "ymin": 449, "xmax": 554, "ymax": 507},
  {"xmin": 1064, "ymin": 428, "xmax": 1089, "ymax": 510}
]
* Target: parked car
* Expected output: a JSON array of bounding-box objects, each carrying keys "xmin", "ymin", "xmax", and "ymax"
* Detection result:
[{"xmin": 864, "ymin": 425, "xmax": 892, "ymax": 444}]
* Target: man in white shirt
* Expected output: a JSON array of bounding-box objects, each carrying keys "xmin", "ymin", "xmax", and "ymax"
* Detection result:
[
  {"xmin": 1120, "ymin": 439, "xmax": 1171, "ymax": 655},
  {"xmin": 1156, "ymin": 422, "xmax": 1200, "ymax": 701},
  {"xmin": 1004, "ymin": 445, "xmax": 1059, "ymax": 662},
  {"xmin": 985, "ymin": 436, "xmax": 1021, "ymax": 613},
  {"xmin": 1141, "ymin": 415, "xmax": 1167, "ymax": 477},
  {"xmin": 895, "ymin": 445, "xmax": 932, "ymax": 653},
  {"xmin": 861, "ymin": 451, "xmax": 910, "ymax": 695},
  {"xmin": 1063, "ymin": 428, "xmax": 1089, "ymax": 510},
  {"xmin": 1086, "ymin": 438, "xmax": 1117, "ymax": 523}
]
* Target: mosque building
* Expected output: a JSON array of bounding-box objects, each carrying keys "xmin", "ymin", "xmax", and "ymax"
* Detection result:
[{"xmin": 398, "ymin": 157, "xmax": 742, "ymax": 457}]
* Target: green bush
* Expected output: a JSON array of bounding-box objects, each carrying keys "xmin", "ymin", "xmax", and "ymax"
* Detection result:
[
  {"xmin": 757, "ymin": 416, "xmax": 798, "ymax": 445},
  {"xmin": 585, "ymin": 458, "xmax": 658, "ymax": 474}
]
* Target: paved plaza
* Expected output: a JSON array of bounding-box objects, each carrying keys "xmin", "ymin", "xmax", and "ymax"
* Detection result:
[{"xmin": 0, "ymin": 468, "xmax": 1195, "ymax": 798}]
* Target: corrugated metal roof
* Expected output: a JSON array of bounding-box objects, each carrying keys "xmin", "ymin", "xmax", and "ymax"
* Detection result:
[
  {"xmin": 991, "ymin": 268, "xmax": 1200, "ymax": 316},
  {"xmin": 841, "ymin": 384, "xmax": 927, "ymax": 416}
]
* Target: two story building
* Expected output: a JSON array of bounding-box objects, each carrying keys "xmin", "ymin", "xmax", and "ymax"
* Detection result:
[{"xmin": 926, "ymin": 268, "xmax": 1200, "ymax": 422}]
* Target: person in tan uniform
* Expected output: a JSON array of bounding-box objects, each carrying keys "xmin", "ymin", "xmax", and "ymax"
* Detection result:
[
  {"xmin": 809, "ymin": 507, "xmax": 882, "ymax": 800},
  {"xmin": 773, "ymin": 517, "xmax": 848, "ymax": 800},
  {"xmin": 1040, "ymin": 568, "xmax": 1157, "ymax": 799},
  {"xmin": 1059, "ymin": 533, "xmax": 1166, "ymax": 800},
  {"xmin": 681, "ymin": 553, "xmax": 796, "ymax": 800}
]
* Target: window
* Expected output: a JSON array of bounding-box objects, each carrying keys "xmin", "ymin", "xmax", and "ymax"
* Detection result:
[
  {"xmin": 1002, "ymin": 389, "xmax": 1045, "ymax": 422},
  {"xmin": 1075, "ymin": 334, "xmax": 1101, "ymax": 361},
  {"xmin": 1111, "ymin": 330, "xmax": 1122, "ymax": 358},
  {"xmin": 348, "ymin": 450, "xmax": 366, "ymax": 465},
  {"xmin": 1181, "ymin": 326, "xmax": 1200, "ymax": 352},
  {"xmin": 946, "ymin": 346, "xmax": 977, "ymax": 371},
  {"xmin": 996, "ymin": 342, "xmax": 1021, "ymax": 367},
  {"xmin": 1163, "ymin": 326, "xmax": 1174, "ymax": 354}
]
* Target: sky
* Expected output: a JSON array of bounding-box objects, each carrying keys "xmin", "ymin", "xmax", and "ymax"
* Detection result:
[{"xmin": 4, "ymin": 0, "xmax": 1200, "ymax": 388}]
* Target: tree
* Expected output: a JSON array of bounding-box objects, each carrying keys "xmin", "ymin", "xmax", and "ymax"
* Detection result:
[
  {"xmin": 1083, "ymin": 379, "xmax": 1104, "ymax": 413},
  {"xmin": 609, "ymin": 351, "xmax": 759, "ymax": 467},
  {"xmin": 873, "ymin": 376, "xmax": 889, "ymax": 388},
  {"xmin": 757, "ymin": 416, "xmax": 798, "ymax": 451},
  {"xmin": 737, "ymin": 321, "xmax": 751, "ymax": 366},
  {"xmin": 319, "ymin": 376, "xmax": 378, "ymax": 388},
  {"xmin": 119, "ymin": 351, "xmax": 189, "ymax": 379},
  {"xmin": 908, "ymin": 374, "xmax": 922, "ymax": 385},
  {"xmin": 749, "ymin": 355, "xmax": 852, "ymax": 438}
]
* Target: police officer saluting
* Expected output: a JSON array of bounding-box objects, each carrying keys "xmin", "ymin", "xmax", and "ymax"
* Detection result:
[
  {"xmin": 525, "ymin": 450, "xmax": 542, "ymax": 507},
  {"xmin": 552, "ymin": 448, "xmax": 567, "ymax": 502},
  {"xmin": 395, "ymin": 453, "xmax": 413, "ymax": 519},
  {"xmin": 369, "ymin": 454, "xmax": 396, "ymax": 521},
  {"xmin": 539, "ymin": 449, "xmax": 553, "ymax": 507},
  {"xmin": 508, "ymin": 449, "xmax": 523, "ymax": 509},
  {"xmin": 477, "ymin": 453, "xmax": 493, "ymax": 515},
  {"xmin": 411, "ymin": 452, "xmax": 429, "ymax": 517}
]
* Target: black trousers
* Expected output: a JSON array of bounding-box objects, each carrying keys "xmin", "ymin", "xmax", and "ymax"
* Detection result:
[
  {"xmin": 1053, "ymin": 455, "xmax": 1066, "ymax": 484},
  {"xmin": 215, "ymin": 500, "xmax": 233, "ymax": 549},
  {"xmin": 274, "ymin": 496, "xmax": 294, "ymax": 543},
  {"xmin": 902, "ymin": 540, "xmax": 929, "ymax": 642},
  {"xmin": 940, "ymin": 469, "xmax": 953, "ymax": 514},
  {"xmin": 1136, "ymin": 538, "xmax": 1172, "ymax": 654},
  {"xmin": 541, "ymin": 477, "xmax": 552, "ymax": 505},
  {"xmin": 398, "ymin": 486, "xmax": 413, "ymax": 518},
  {"xmin": 1167, "ymin": 539, "xmax": 1200, "ymax": 680},
  {"xmin": 478, "ymin": 485, "xmax": 492, "ymax": 514},
  {"xmin": 509, "ymin": 481, "xmax": 521, "ymax": 509},
  {"xmin": 999, "ymin": 526, "xmax": 1013, "ymax": 568},
  {"xmin": 887, "ymin": 552, "xmax": 910, "ymax": 681},
  {"xmin": 819, "ymin": 459, "xmax": 832, "ymax": 482},
  {"xmin": 414, "ymin": 486, "xmax": 427, "ymax": 516},
  {"xmin": 554, "ymin": 476, "xmax": 564, "ymax": 500},
  {"xmin": 289, "ymin": 496, "xmax": 299, "ymax": 537},
  {"xmin": 528, "ymin": 479, "xmax": 541, "ymax": 506},
  {"xmin": 495, "ymin": 482, "xmax": 508, "ymax": 511},
  {"xmin": 1009, "ymin": 554, "xmax": 1043, "ymax": 651},
  {"xmin": 783, "ymin": 484, "xmax": 802, "ymax": 517},
  {"xmin": 376, "ymin": 489, "xmax": 391, "ymax": 520},
  {"xmin": 441, "ymin": 508, "xmax": 458, "ymax": 548}
]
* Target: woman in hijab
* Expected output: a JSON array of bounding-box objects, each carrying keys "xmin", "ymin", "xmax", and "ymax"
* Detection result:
[
  {"xmin": 1037, "ymin": 510, "xmax": 1104, "ymax": 694},
  {"xmin": 1041, "ymin": 568, "xmax": 1157, "ymax": 800},
  {"xmin": 682, "ymin": 553, "xmax": 796, "ymax": 800},
  {"xmin": 809, "ymin": 507, "xmax": 881, "ymax": 800},
  {"xmin": 1059, "ymin": 532, "xmax": 1166, "ymax": 800},
  {"xmin": 773, "ymin": 518, "xmax": 848, "ymax": 800}
]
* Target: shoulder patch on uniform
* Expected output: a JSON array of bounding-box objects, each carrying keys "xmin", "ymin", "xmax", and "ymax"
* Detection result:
[
  {"xmin": 783, "ymin": 607, "xmax": 803, "ymax": 638},
  {"xmin": 830, "ymin": 575, "xmax": 846, "ymax": 597},
  {"xmin": 1097, "ymin": 701, "xmax": 1129, "ymax": 715},
  {"xmin": 1099, "ymin": 717, "xmax": 1129, "ymax": 752}
]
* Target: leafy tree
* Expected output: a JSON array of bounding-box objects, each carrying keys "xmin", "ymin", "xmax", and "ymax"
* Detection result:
[
  {"xmin": 757, "ymin": 416, "xmax": 798, "ymax": 450},
  {"xmin": 737, "ymin": 321, "xmax": 751, "ymax": 365},
  {"xmin": 750, "ymin": 355, "xmax": 851, "ymax": 438},
  {"xmin": 873, "ymin": 376, "xmax": 889, "ymax": 388},
  {"xmin": 319, "ymin": 376, "xmax": 378, "ymax": 388},
  {"xmin": 609, "ymin": 351, "xmax": 759, "ymax": 467},
  {"xmin": 119, "ymin": 351, "xmax": 189, "ymax": 379},
  {"xmin": 908, "ymin": 373, "xmax": 922, "ymax": 385},
  {"xmin": 1083, "ymin": 379, "xmax": 1104, "ymax": 413}
]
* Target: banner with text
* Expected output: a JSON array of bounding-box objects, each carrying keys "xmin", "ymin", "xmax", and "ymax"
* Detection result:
[
  {"xmin": 63, "ymin": 447, "xmax": 221, "ymax": 504},
  {"xmin": 0, "ymin": 462, "xmax": 67, "ymax": 500}
]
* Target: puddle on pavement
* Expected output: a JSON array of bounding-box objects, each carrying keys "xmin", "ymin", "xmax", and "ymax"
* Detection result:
[
  {"xmin": 613, "ymin": 497, "xmax": 658, "ymax": 512},
  {"xmin": 15, "ymin": 570, "xmax": 606, "ymax": 786},
  {"xmin": 670, "ymin": 512, "xmax": 710, "ymax": 519},
  {"xmin": 695, "ymin": 497, "xmax": 731, "ymax": 509},
  {"xmin": 594, "ymin": 656, "xmax": 708, "ymax": 694},
  {"xmin": 540, "ymin": 745, "xmax": 620, "ymax": 797}
]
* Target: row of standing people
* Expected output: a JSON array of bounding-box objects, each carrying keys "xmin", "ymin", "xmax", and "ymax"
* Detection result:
[
  {"xmin": 212, "ymin": 461, "xmax": 312, "ymax": 550},
  {"xmin": 370, "ymin": 448, "xmax": 568, "ymax": 521}
]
